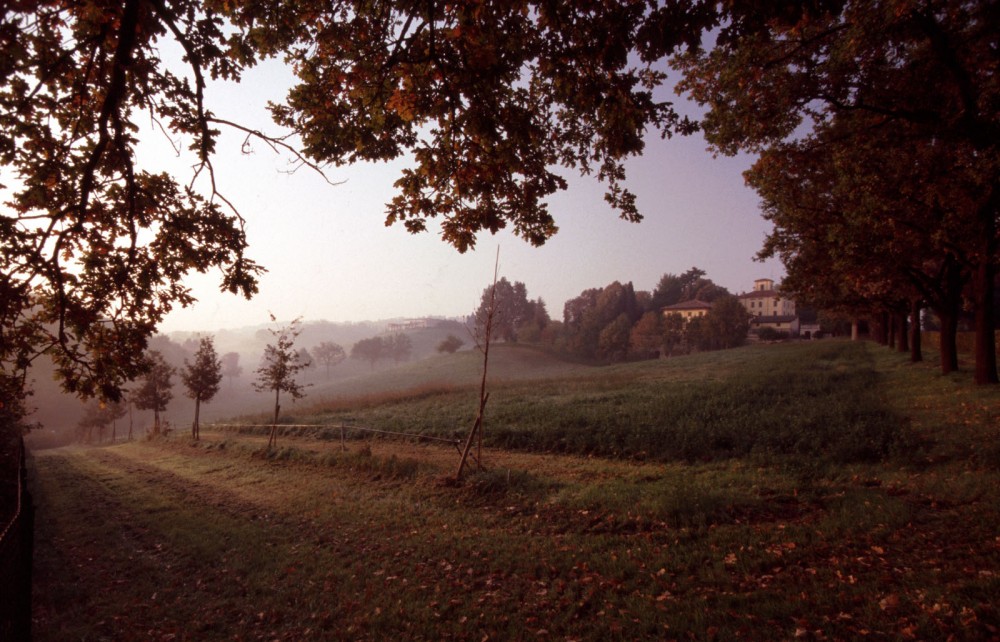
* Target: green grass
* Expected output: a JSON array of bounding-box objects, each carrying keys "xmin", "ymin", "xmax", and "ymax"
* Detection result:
[
  {"xmin": 29, "ymin": 340, "xmax": 1000, "ymax": 640},
  {"xmin": 233, "ymin": 341, "xmax": 902, "ymax": 464}
]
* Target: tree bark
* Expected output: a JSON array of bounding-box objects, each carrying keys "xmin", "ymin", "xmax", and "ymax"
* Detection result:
[
  {"xmin": 938, "ymin": 309, "xmax": 959, "ymax": 374},
  {"xmin": 192, "ymin": 397, "xmax": 201, "ymax": 440},
  {"xmin": 269, "ymin": 387, "xmax": 280, "ymax": 450},
  {"xmin": 972, "ymin": 245, "xmax": 998, "ymax": 385},
  {"xmin": 896, "ymin": 310, "xmax": 909, "ymax": 353},
  {"xmin": 910, "ymin": 299, "xmax": 923, "ymax": 363}
]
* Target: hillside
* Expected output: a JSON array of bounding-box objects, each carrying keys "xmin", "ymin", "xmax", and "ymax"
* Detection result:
[{"xmin": 28, "ymin": 340, "xmax": 1000, "ymax": 640}]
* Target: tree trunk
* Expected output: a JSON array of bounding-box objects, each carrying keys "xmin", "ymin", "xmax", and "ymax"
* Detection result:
[
  {"xmin": 885, "ymin": 311, "xmax": 895, "ymax": 348},
  {"xmin": 896, "ymin": 311, "xmax": 908, "ymax": 353},
  {"xmin": 972, "ymin": 253, "xmax": 998, "ymax": 385},
  {"xmin": 153, "ymin": 408, "xmax": 160, "ymax": 436},
  {"xmin": 910, "ymin": 299, "xmax": 923, "ymax": 363},
  {"xmin": 269, "ymin": 387, "xmax": 280, "ymax": 450},
  {"xmin": 938, "ymin": 309, "xmax": 959, "ymax": 374},
  {"xmin": 192, "ymin": 397, "xmax": 201, "ymax": 440}
]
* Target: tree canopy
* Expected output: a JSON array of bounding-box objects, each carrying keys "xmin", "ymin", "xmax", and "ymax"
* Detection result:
[
  {"xmin": 180, "ymin": 336, "xmax": 223, "ymax": 440},
  {"xmin": 132, "ymin": 350, "xmax": 175, "ymax": 436},
  {"xmin": 0, "ymin": 1, "xmax": 722, "ymax": 434},
  {"xmin": 675, "ymin": 0, "xmax": 999, "ymax": 382},
  {"xmin": 253, "ymin": 316, "xmax": 308, "ymax": 449}
]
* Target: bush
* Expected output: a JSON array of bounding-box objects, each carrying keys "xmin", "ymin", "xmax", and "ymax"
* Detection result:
[{"xmin": 756, "ymin": 327, "xmax": 789, "ymax": 341}]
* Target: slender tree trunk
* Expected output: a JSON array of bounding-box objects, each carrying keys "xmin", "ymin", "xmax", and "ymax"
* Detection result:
[
  {"xmin": 153, "ymin": 407, "xmax": 160, "ymax": 436},
  {"xmin": 192, "ymin": 397, "xmax": 201, "ymax": 440},
  {"xmin": 885, "ymin": 311, "xmax": 895, "ymax": 348},
  {"xmin": 269, "ymin": 387, "xmax": 280, "ymax": 450},
  {"xmin": 896, "ymin": 311, "xmax": 909, "ymax": 353},
  {"xmin": 938, "ymin": 310, "xmax": 959, "ymax": 374},
  {"xmin": 910, "ymin": 299, "xmax": 923, "ymax": 363},
  {"xmin": 972, "ymin": 254, "xmax": 998, "ymax": 385}
]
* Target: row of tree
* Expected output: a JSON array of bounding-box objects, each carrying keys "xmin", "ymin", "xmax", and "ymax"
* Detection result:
[
  {"xmin": 78, "ymin": 337, "xmax": 223, "ymax": 443},
  {"xmin": 674, "ymin": 0, "xmax": 998, "ymax": 384},
  {"xmin": 471, "ymin": 268, "xmax": 752, "ymax": 362}
]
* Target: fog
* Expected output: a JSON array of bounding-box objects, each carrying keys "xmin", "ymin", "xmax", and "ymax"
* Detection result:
[{"xmin": 24, "ymin": 317, "xmax": 468, "ymax": 449}]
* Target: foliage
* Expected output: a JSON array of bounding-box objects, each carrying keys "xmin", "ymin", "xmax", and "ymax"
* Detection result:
[
  {"xmin": 132, "ymin": 351, "xmax": 175, "ymax": 436},
  {"xmin": 700, "ymin": 294, "xmax": 752, "ymax": 351},
  {"xmin": 757, "ymin": 327, "xmax": 790, "ymax": 342},
  {"xmin": 351, "ymin": 336, "xmax": 387, "ymax": 369},
  {"xmin": 436, "ymin": 334, "xmax": 465, "ymax": 354},
  {"xmin": 312, "ymin": 341, "xmax": 346, "ymax": 377},
  {"xmin": 253, "ymin": 316, "xmax": 309, "ymax": 448},
  {"xmin": 628, "ymin": 310, "xmax": 664, "ymax": 359},
  {"xmin": 597, "ymin": 313, "xmax": 633, "ymax": 362},
  {"xmin": 0, "ymin": 1, "xmax": 264, "ymax": 412},
  {"xmin": 0, "ymin": 1, "xmax": 718, "ymax": 430},
  {"xmin": 221, "ymin": 352, "xmax": 243, "ymax": 385},
  {"xmin": 180, "ymin": 336, "xmax": 223, "ymax": 440},
  {"xmin": 562, "ymin": 281, "xmax": 642, "ymax": 361},
  {"xmin": 651, "ymin": 267, "xmax": 729, "ymax": 310},
  {"xmin": 473, "ymin": 278, "xmax": 535, "ymax": 342},
  {"xmin": 247, "ymin": 1, "xmax": 708, "ymax": 252},
  {"xmin": 387, "ymin": 334, "xmax": 413, "ymax": 364},
  {"xmin": 75, "ymin": 399, "xmax": 127, "ymax": 443},
  {"xmin": 675, "ymin": 0, "xmax": 999, "ymax": 383}
]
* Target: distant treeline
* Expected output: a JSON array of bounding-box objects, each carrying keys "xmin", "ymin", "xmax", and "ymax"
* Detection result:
[{"xmin": 471, "ymin": 267, "xmax": 753, "ymax": 363}]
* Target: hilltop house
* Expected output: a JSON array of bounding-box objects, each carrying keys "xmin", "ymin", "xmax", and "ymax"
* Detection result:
[{"xmin": 738, "ymin": 279, "xmax": 800, "ymax": 336}]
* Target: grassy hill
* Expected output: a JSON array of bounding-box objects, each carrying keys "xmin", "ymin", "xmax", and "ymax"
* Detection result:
[{"xmin": 29, "ymin": 339, "xmax": 1000, "ymax": 640}]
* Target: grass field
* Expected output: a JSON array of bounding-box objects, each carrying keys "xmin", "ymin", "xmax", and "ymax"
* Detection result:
[{"xmin": 29, "ymin": 340, "xmax": 1000, "ymax": 640}]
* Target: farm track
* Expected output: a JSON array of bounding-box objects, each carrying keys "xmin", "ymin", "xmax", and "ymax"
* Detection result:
[{"xmin": 29, "ymin": 427, "xmax": 1000, "ymax": 641}]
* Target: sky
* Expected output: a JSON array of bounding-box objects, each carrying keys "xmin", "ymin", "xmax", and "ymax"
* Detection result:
[{"xmin": 147, "ymin": 57, "xmax": 783, "ymax": 333}]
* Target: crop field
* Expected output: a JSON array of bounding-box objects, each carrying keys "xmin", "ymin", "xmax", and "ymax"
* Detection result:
[{"xmin": 30, "ymin": 341, "xmax": 1000, "ymax": 640}]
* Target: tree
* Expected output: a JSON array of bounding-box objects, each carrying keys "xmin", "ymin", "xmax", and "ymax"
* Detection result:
[
  {"xmin": 747, "ymin": 126, "xmax": 969, "ymax": 373},
  {"xmin": 473, "ymin": 278, "xmax": 533, "ymax": 342},
  {"xmin": 676, "ymin": 0, "xmax": 999, "ymax": 383},
  {"xmin": 598, "ymin": 313, "xmax": 633, "ymax": 362},
  {"xmin": 662, "ymin": 313, "xmax": 686, "ymax": 358},
  {"xmin": 562, "ymin": 281, "xmax": 641, "ymax": 360},
  {"xmin": 133, "ymin": 351, "xmax": 175, "ymax": 437},
  {"xmin": 437, "ymin": 335, "xmax": 465, "ymax": 354},
  {"xmin": 629, "ymin": 311, "xmax": 665, "ymax": 360},
  {"xmin": 703, "ymin": 296, "xmax": 752, "ymax": 351},
  {"xmin": 312, "ymin": 341, "xmax": 346, "ymax": 378},
  {"xmin": 296, "ymin": 348, "xmax": 315, "ymax": 370},
  {"xmin": 221, "ymin": 352, "xmax": 243, "ymax": 388},
  {"xmin": 180, "ymin": 336, "xmax": 223, "ymax": 441},
  {"xmin": 1, "ymin": 2, "xmax": 722, "ymax": 434},
  {"xmin": 650, "ymin": 267, "xmax": 728, "ymax": 310},
  {"xmin": 388, "ymin": 334, "xmax": 413, "ymax": 364},
  {"xmin": 76, "ymin": 399, "xmax": 127, "ymax": 444},
  {"xmin": 253, "ymin": 316, "xmax": 309, "ymax": 450},
  {"xmin": 351, "ymin": 337, "xmax": 386, "ymax": 370}
]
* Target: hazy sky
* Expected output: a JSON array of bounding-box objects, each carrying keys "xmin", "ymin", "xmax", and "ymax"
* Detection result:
[{"xmin": 148, "ymin": 58, "xmax": 782, "ymax": 333}]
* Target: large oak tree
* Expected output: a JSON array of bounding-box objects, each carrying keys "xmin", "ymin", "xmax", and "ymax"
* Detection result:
[{"xmin": 1, "ymin": 1, "xmax": 717, "ymax": 434}]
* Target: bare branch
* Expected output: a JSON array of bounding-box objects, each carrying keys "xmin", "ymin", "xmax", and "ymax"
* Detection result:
[{"xmin": 208, "ymin": 117, "xmax": 345, "ymax": 186}]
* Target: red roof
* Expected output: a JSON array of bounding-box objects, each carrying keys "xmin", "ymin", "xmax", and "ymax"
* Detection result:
[{"xmin": 661, "ymin": 299, "xmax": 713, "ymax": 311}]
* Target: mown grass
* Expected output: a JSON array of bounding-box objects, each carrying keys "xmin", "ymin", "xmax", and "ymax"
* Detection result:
[{"xmin": 30, "ymin": 340, "xmax": 1000, "ymax": 640}]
